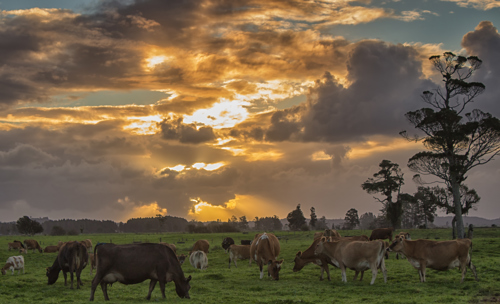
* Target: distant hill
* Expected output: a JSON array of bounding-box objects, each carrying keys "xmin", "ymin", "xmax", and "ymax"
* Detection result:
[{"xmin": 432, "ymin": 216, "xmax": 500, "ymax": 228}]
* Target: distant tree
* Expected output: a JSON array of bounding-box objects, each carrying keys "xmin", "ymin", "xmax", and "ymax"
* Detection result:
[
  {"xmin": 50, "ymin": 226, "xmax": 66, "ymax": 236},
  {"xmin": 342, "ymin": 208, "xmax": 360, "ymax": 230},
  {"xmin": 309, "ymin": 207, "xmax": 318, "ymax": 229},
  {"xmin": 359, "ymin": 212, "xmax": 376, "ymax": 230},
  {"xmin": 401, "ymin": 52, "xmax": 500, "ymax": 239},
  {"xmin": 16, "ymin": 216, "xmax": 43, "ymax": 236},
  {"xmin": 361, "ymin": 160, "xmax": 404, "ymax": 228},
  {"xmin": 238, "ymin": 215, "xmax": 249, "ymax": 230},
  {"xmin": 316, "ymin": 216, "xmax": 328, "ymax": 230},
  {"xmin": 255, "ymin": 216, "xmax": 282, "ymax": 231},
  {"xmin": 287, "ymin": 204, "xmax": 307, "ymax": 231}
]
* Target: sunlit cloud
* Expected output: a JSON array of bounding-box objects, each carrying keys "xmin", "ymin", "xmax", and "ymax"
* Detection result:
[
  {"xmin": 441, "ymin": 0, "xmax": 500, "ymax": 10},
  {"xmin": 124, "ymin": 115, "xmax": 163, "ymax": 135},
  {"xmin": 311, "ymin": 151, "xmax": 332, "ymax": 161},
  {"xmin": 347, "ymin": 137, "xmax": 422, "ymax": 159},
  {"xmin": 117, "ymin": 197, "xmax": 167, "ymax": 221},
  {"xmin": 183, "ymin": 98, "xmax": 251, "ymax": 129}
]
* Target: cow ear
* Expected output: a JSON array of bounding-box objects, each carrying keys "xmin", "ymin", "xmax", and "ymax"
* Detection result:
[
  {"xmin": 279, "ymin": 259, "xmax": 284, "ymax": 264},
  {"xmin": 186, "ymin": 275, "xmax": 192, "ymax": 283},
  {"xmin": 320, "ymin": 236, "xmax": 326, "ymax": 242},
  {"xmin": 296, "ymin": 251, "xmax": 302, "ymax": 258}
]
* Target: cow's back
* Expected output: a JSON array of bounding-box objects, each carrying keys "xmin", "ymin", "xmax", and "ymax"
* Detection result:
[{"xmin": 251, "ymin": 233, "xmax": 280, "ymax": 262}]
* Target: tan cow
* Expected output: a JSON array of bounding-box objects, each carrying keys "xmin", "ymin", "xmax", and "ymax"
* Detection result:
[
  {"xmin": 190, "ymin": 239, "xmax": 209, "ymax": 255},
  {"xmin": 369, "ymin": 228, "xmax": 394, "ymax": 241},
  {"xmin": 250, "ymin": 232, "xmax": 283, "ymax": 280},
  {"xmin": 88, "ymin": 253, "xmax": 96, "ymax": 275},
  {"xmin": 8, "ymin": 241, "xmax": 26, "ymax": 253},
  {"xmin": 228, "ymin": 244, "xmax": 251, "ymax": 268},
  {"xmin": 388, "ymin": 237, "xmax": 478, "ymax": 283},
  {"xmin": 394, "ymin": 232, "xmax": 410, "ymax": 259},
  {"xmin": 189, "ymin": 250, "xmax": 208, "ymax": 270},
  {"xmin": 24, "ymin": 239, "xmax": 43, "ymax": 253},
  {"xmin": 44, "ymin": 246, "xmax": 60, "ymax": 253},
  {"xmin": 293, "ymin": 237, "xmax": 333, "ymax": 281},
  {"xmin": 1, "ymin": 256, "xmax": 25, "ymax": 275},
  {"xmin": 159, "ymin": 242, "xmax": 177, "ymax": 254},
  {"xmin": 315, "ymin": 238, "xmax": 387, "ymax": 285}
]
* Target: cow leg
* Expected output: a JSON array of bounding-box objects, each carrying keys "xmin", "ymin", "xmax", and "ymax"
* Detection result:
[
  {"xmin": 158, "ymin": 278, "xmax": 166, "ymax": 299},
  {"xmin": 62, "ymin": 270, "xmax": 68, "ymax": 286},
  {"xmin": 468, "ymin": 260, "xmax": 479, "ymax": 281},
  {"xmin": 147, "ymin": 279, "xmax": 157, "ymax": 300},
  {"xmin": 380, "ymin": 258, "xmax": 387, "ymax": 283},
  {"xmin": 101, "ymin": 282, "xmax": 110, "ymax": 301},
  {"xmin": 369, "ymin": 265, "xmax": 378, "ymax": 285},
  {"xmin": 76, "ymin": 268, "xmax": 83, "ymax": 289},
  {"xmin": 258, "ymin": 262, "xmax": 264, "ymax": 279},
  {"xmin": 69, "ymin": 270, "xmax": 75, "ymax": 289},
  {"xmin": 228, "ymin": 257, "xmax": 231, "ymax": 269},
  {"xmin": 234, "ymin": 259, "xmax": 238, "ymax": 268},
  {"xmin": 339, "ymin": 264, "xmax": 347, "ymax": 283}
]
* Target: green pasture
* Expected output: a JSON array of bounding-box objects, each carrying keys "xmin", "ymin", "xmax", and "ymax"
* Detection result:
[{"xmin": 1, "ymin": 228, "xmax": 499, "ymax": 303}]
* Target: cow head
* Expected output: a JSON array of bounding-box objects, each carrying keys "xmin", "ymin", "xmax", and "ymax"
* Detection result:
[
  {"xmin": 177, "ymin": 254, "xmax": 186, "ymax": 265},
  {"xmin": 292, "ymin": 251, "xmax": 304, "ymax": 272},
  {"xmin": 221, "ymin": 237, "xmax": 235, "ymax": 251},
  {"xmin": 174, "ymin": 275, "xmax": 191, "ymax": 299},
  {"xmin": 388, "ymin": 235, "xmax": 405, "ymax": 252},
  {"xmin": 314, "ymin": 238, "xmax": 326, "ymax": 256},
  {"xmin": 267, "ymin": 260, "xmax": 283, "ymax": 280},
  {"xmin": 19, "ymin": 248, "xmax": 26, "ymax": 254},
  {"xmin": 46, "ymin": 266, "xmax": 60, "ymax": 285}
]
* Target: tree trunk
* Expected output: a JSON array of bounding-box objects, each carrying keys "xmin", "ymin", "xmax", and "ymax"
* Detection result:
[
  {"xmin": 452, "ymin": 216, "xmax": 457, "ymax": 239},
  {"xmin": 451, "ymin": 178, "xmax": 465, "ymax": 239}
]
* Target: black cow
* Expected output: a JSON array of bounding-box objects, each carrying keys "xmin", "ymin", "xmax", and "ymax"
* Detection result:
[
  {"xmin": 46, "ymin": 241, "xmax": 88, "ymax": 289},
  {"xmin": 90, "ymin": 243, "xmax": 191, "ymax": 301},
  {"xmin": 241, "ymin": 240, "xmax": 252, "ymax": 245},
  {"xmin": 222, "ymin": 237, "xmax": 235, "ymax": 252}
]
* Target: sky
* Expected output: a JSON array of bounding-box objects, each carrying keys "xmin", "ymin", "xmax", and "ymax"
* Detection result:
[{"xmin": 0, "ymin": 0, "xmax": 499, "ymax": 223}]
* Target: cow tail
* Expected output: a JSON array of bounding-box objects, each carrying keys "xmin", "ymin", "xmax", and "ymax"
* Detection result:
[
  {"xmin": 94, "ymin": 242, "xmax": 106, "ymax": 256},
  {"xmin": 378, "ymin": 241, "xmax": 386, "ymax": 266}
]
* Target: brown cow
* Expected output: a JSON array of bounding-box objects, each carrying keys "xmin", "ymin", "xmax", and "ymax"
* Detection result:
[
  {"xmin": 315, "ymin": 238, "xmax": 387, "ymax": 285},
  {"xmin": 89, "ymin": 243, "xmax": 191, "ymax": 301},
  {"xmin": 190, "ymin": 239, "xmax": 209, "ymax": 254},
  {"xmin": 80, "ymin": 239, "xmax": 92, "ymax": 251},
  {"xmin": 388, "ymin": 237, "xmax": 478, "ymax": 283},
  {"xmin": 46, "ymin": 241, "xmax": 88, "ymax": 289},
  {"xmin": 177, "ymin": 254, "xmax": 187, "ymax": 265},
  {"xmin": 293, "ymin": 238, "xmax": 333, "ymax": 281},
  {"xmin": 228, "ymin": 244, "xmax": 251, "ymax": 268},
  {"xmin": 394, "ymin": 232, "xmax": 410, "ymax": 259},
  {"xmin": 369, "ymin": 228, "xmax": 394, "ymax": 241},
  {"xmin": 24, "ymin": 239, "xmax": 43, "ymax": 253},
  {"xmin": 250, "ymin": 232, "xmax": 283, "ymax": 280},
  {"xmin": 44, "ymin": 246, "xmax": 60, "ymax": 253},
  {"xmin": 8, "ymin": 241, "xmax": 26, "ymax": 253}
]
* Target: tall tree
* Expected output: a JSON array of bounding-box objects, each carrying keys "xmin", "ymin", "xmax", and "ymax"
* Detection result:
[
  {"xmin": 16, "ymin": 216, "xmax": 43, "ymax": 235},
  {"xmin": 432, "ymin": 184, "xmax": 480, "ymax": 238},
  {"xmin": 359, "ymin": 212, "xmax": 376, "ymax": 230},
  {"xmin": 401, "ymin": 52, "xmax": 500, "ymax": 238},
  {"xmin": 287, "ymin": 204, "xmax": 306, "ymax": 231},
  {"xmin": 309, "ymin": 207, "xmax": 318, "ymax": 229},
  {"xmin": 400, "ymin": 189, "xmax": 438, "ymax": 229},
  {"xmin": 238, "ymin": 215, "xmax": 249, "ymax": 230},
  {"xmin": 342, "ymin": 208, "xmax": 360, "ymax": 230},
  {"xmin": 361, "ymin": 160, "xmax": 405, "ymax": 228}
]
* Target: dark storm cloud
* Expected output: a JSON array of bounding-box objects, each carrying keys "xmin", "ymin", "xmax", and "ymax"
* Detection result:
[
  {"xmin": 159, "ymin": 116, "xmax": 217, "ymax": 144},
  {"xmin": 462, "ymin": 21, "xmax": 500, "ymax": 116},
  {"xmin": 261, "ymin": 41, "xmax": 429, "ymax": 143}
]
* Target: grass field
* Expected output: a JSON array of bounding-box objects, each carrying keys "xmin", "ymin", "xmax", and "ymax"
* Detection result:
[{"xmin": 1, "ymin": 228, "xmax": 499, "ymax": 303}]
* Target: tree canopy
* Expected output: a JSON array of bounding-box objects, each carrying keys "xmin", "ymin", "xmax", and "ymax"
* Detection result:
[
  {"xmin": 16, "ymin": 216, "xmax": 43, "ymax": 235},
  {"xmin": 287, "ymin": 204, "xmax": 307, "ymax": 231}
]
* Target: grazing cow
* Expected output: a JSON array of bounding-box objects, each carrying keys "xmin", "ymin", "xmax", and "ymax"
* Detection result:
[
  {"xmin": 8, "ymin": 241, "xmax": 26, "ymax": 253},
  {"xmin": 24, "ymin": 239, "xmax": 43, "ymax": 253},
  {"xmin": 89, "ymin": 243, "xmax": 191, "ymax": 301},
  {"xmin": 314, "ymin": 229, "xmax": 342, "ymax": 240},
  {"xmin": 222, "ymin": 237, "xmax": 235, "ymax": 252},
  {"xmin": 189, "ymin": 250, "xmax": 208, "ymax": 270},
  {"xmin": 44, "ymin": 246, "xmax": 60, "ymax": 253},
  {"xmin": 1, "ymin": 256, "xmax": 25, "ymax": 275},
  {"xmin": 46, "ymin": 241, "xmax": 88, "ymax": 289},
  {"xmin": 250, "ymin": 232, "xmax": 283, "ymax": 280},
  {"xmin": 177, "ymin": 254, "xmax": 187, "ymax": 265},
  {"xmin": 315, "ymin": 238, "xmax": 387, "ymax": 285},
  {"xmin": 369, "ymin": 228, "xmax": 394, "ymax": 241},
  {"xmin": 388, "ymin": 237, "xmax": 478, "ymax": 283},
  {"xmin": 240, "ymin": 240, "xmax": 252, "ymax": 245},
  {"xmin": 159, "ymin": 242, "xmax": 177, "ymax": 254},
  {"xmin": 228, "ymin": 244, "xmax": 251, "ymax": 268},
  {"xmin": 293, "ymin": 238, "xmax": 333, "ymax": 281},
  {"xmin": 190, "ymin": 239, "xmax": 209, "ymax": 254},
  {"xmin": 80, "ymin": 239, "xmax": 92, "ymax": 251}
]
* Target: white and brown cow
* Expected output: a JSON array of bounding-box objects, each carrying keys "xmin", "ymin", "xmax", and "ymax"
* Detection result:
[
  {"xmin": 189, "ymin": 250, "xmax": 208, "ymax": 270},
  {"xmin": 228, "ymin": 244, "xmax": 251, "ymax": 268},
  {"xmin": 1, "ymin": 256, "xmax": 25, "ymax": 275},
  {"xmin": 315, "ymin": 237, "xmax": 387, "ymax": 285},
  {"xmin": 24, "ymin": 239, "xmax": 43, "ymax": 253},
  {"xmin": 8, "ymin": 241, "xmax": 26, "ymax": 253},
  {"xmin": 250, "ymin": 232, "xmax": 283, "ymax": 280},
  {"xmin": 388, "ymin": 237, "xmax": 478, "ymax": 283}
]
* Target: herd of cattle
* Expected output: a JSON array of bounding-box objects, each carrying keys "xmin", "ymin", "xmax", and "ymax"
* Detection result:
[{"xmin": 1, "ymin": 228, "xmax": 479, "ymax": 301}]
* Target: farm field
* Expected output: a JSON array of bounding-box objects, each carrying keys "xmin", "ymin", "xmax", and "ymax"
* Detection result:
[{"xmin": 1, "ymin": 228, "xmax": 499, "ymax": 303}]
